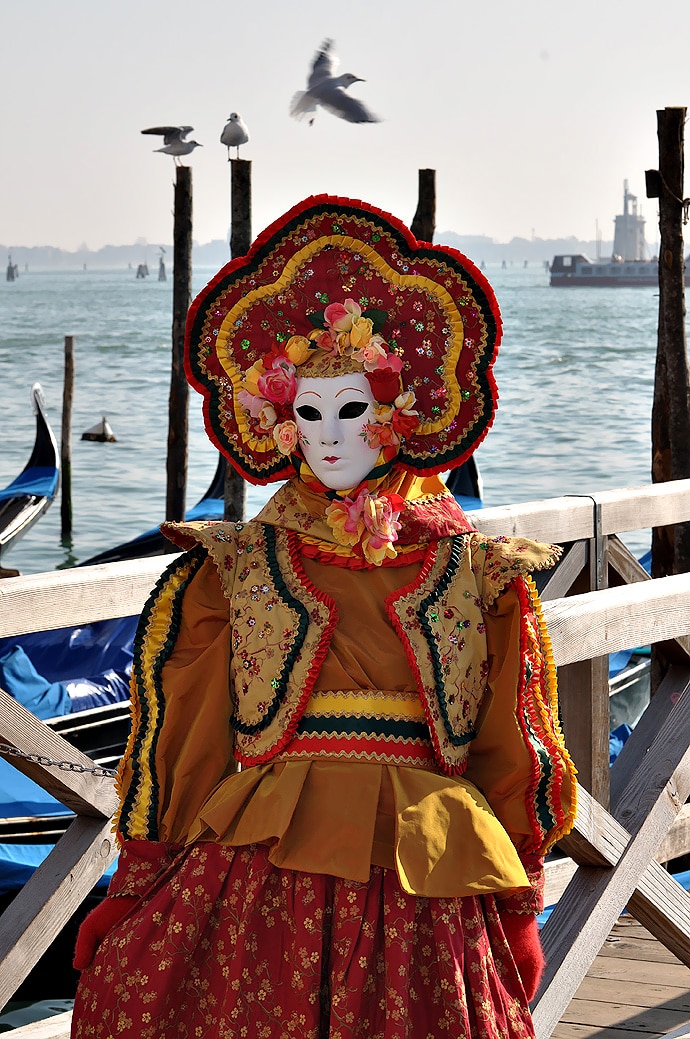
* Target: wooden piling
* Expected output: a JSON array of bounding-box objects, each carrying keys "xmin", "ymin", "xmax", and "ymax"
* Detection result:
[
  {"xmin": 224, "ymin": 159, "xmax": 250, "ymax": 522},
  {"xmin": 166, "ymin": 166, "xmax": 192, "ymax": 522},
  {"xmin": 649, "ymin": 107, "xmax": 690, "ymax": 686},
  {"xmin": 410, "ymin": 169, "xmax": 436, "ymax": 243},
  {"xmin": 60, "ymin": 336, "xmax": 74, "ymax": 541}
]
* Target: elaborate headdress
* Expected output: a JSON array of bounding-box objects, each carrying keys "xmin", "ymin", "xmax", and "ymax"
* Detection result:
[{"xmin": 185, "ymin": 195, "xmax": 501, "ymax": 487}]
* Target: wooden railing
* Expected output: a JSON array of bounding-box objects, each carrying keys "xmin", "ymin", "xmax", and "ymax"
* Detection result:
[{"xmin": 3, "ymin": 481, "xmax": 690, "ymax": 1039}]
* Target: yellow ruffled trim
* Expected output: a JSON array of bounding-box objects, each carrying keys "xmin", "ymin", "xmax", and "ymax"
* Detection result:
[{"xmin": 116, "ymin": 555, "xmax": 202, "ymax": 839}]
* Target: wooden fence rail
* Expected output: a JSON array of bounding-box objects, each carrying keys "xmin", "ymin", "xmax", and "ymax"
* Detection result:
[{"xmin": 3, "ymin": 479, "xmax": 690, "ymax": 1038}]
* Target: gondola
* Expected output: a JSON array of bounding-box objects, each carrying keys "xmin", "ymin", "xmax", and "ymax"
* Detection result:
[
  {"xmin": 79, "ymin": 453, "xmax": 227, "ymax": 566},
  {"xmin": 0, "ymin": 384, "xmax": 60, "ymax": 560}
]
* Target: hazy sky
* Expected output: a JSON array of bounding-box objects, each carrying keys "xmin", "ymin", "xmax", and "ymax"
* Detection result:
[{"xmin": 3, "ymin": 0, "xmax": 690, "ymax": 251}]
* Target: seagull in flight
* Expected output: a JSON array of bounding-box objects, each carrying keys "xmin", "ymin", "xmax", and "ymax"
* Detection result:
[
  {"xmin": 141, "ymin": 126, "xmax": 203, "ymax": 164},
  {"xmin": 220, "ymin": 112, "xmax": 250, "ymax": 160},
  {"xmin": 290, "ymin": 39, "xmax": 380, "ymax": 125}
]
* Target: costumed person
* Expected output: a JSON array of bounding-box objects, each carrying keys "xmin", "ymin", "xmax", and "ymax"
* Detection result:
[{"xmin": 71, "ymin": 196, "xmax": 577, "ymax": 1038}]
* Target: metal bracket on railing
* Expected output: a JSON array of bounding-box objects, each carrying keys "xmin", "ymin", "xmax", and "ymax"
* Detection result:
[{"xmin": 564, "ymin": 494, "xmax": 608, "ymax": 591}]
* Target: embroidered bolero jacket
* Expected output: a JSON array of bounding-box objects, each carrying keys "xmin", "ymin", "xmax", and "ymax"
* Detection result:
[{"xmin": 116, "ymin": 509, "xmax": 576, "ymax": 909}]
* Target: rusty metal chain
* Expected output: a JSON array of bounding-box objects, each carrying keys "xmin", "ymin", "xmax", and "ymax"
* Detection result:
[{"xmin": 0, "ymin": 742, "xmax": 117, "ymax": 778}]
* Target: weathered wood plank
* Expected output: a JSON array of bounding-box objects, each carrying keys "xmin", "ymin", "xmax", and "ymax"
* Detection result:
[
  {"xmin": 0, "ymin": 554, "xmax": 177, "ymax": 638},
  {"xmin": 558, "ymin": 782, "xmax": 690, "ymax": 966},
  {"xmin": 0, "ymin": 816, "xmax": 117, "ymax": 1005},
  {"xmin": 468, "ymin": 480, "xmax": 690, "ymax": 543},
  {"xmin": 658, "ymin": 1024, "xmax": 690, "ymax": 1039},
  {"xmin": 558, "ymin": 656, "xmax": 610, "ymax": 805},
  {"xmin": 596, "ymin": 480, "xmax": 690, "ymax": 535},
  {"xmin": 658, "ymin": 806, "xmax": 690, "ymax": 863},
  {"xmin": 539, "ymin": 541, "xmax": 588, "ymax": 601},
  {"xmin": 466, "ymin": 495, "xmax": 595, "ymax": 542},
  {"xmin": 608, "ymin": 536, "xmax": 651, "ymax": 586},
  {"xmin": 2, "ymin": 1012, "xmax": 73, "ymax": 1039},
  {"xmin": 543, "ymin": 573, "xmax": 690, "ymax": 666},
  {"xmin": 544, "ymin": 857, "xmax": 578, "ymax": 906},
  {"xmin": 0, "ymin": 689, "xmax": 118, "ymax": 818},
  {"xmin": 558, "ymin": 999, "xmax": 690, "ymax": 1031},
  {"xmin": 610, "ymin": 668, "xmax": 690, "ymax": 811}
]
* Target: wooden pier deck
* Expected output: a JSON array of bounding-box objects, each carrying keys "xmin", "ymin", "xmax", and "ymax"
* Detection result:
[{"xmin": 552, "ymin": 918, "xmax": 690, "ymax": 1038}]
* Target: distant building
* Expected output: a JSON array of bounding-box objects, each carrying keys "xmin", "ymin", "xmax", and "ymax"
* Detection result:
[{"xmin": 612, "ymin": 180, "xmax": 647, "ymax": 261}]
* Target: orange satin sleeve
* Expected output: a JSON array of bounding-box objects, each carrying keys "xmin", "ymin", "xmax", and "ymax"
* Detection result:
[{"xmin": 152, "ymin": 558, "xmax": 235, "ymax": 842}]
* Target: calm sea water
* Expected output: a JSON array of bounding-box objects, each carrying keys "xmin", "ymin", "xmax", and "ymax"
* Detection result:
[{"xmin": 0, "ymin": 263, "xmax": 659, "ymax": 574}]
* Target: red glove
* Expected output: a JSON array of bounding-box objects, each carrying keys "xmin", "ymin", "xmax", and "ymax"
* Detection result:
[
  {"xmin": 73, "ymin": 838, "xmax": 179, "ymax": 970},
  {"xmin": 73, "ymin": 894, "xmax": 138, "ymax": 970},
  {"xmin": 499, "ymin": 911, "xmax": 545, "ymax": 1001}
]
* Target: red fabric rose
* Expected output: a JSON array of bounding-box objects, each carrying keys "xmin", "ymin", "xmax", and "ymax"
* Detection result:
[
  {"xmin": 365, "ymin": 368, "xmax": 402, "ymax": 403},
  {"xmin": 391, "ymin": 410, "xmax": 419, "ymax": 439}
]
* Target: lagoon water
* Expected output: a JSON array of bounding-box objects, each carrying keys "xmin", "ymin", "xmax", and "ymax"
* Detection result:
[{"xmin": 0, "ymin": 262, "xmax": 659, "ymax": 575}]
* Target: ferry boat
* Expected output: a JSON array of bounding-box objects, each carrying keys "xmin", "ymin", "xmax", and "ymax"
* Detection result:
[{"xmin": 550, "ymin": 181, "xmax": 661, "ymax": 287}]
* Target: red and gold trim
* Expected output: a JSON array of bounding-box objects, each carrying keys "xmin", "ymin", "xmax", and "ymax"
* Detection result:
[
  {"xmin": 514, "ymin": 574, "xmax": 577, "ymax": 854},
  {"xmin": 275, "ymin": 688, "xmax": 438, "ymax": 768}
]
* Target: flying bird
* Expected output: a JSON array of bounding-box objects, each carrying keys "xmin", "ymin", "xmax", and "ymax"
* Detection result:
[
  {"xmin": 290, "ymin": 39, "xmax": 380, "ymax": 125},
  {"xmin": 141, "ymin": 126, "xmax": 203, "ymax": 164},
  {"xmin": 220, "ymin": 112, "xmax": 250, "ymax": 159}
]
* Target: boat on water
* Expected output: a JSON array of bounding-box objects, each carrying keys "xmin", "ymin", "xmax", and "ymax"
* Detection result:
[
  {"xmin": 0, "ymin": 384, "xmax": 60, "ymax": 563},
  {"xmin": 550, "ymin": 180, "xmax": 678, "ymax": 287}
]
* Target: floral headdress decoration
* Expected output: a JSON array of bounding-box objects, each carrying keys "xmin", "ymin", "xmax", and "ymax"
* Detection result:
[
  {"xmin": 235, "ymin": 297, "xmax": 420, "ymax": 468},
  {"xmin": 185, "ymin": 195, "xmax": 501, "ymax": 487}
]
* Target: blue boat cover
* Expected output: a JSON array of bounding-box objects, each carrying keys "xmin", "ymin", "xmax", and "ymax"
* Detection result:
[
  {"xmin": 0, "ymin": 758, "xmax": 68, "ymax": 820},
  {"xmin": 0, "ymin": 840, "xmax": 116, "ymax": 895},
  {"xmin": 0, "ymin": 466, "xmax": 59, "ymax": 501},
  {"xmin": 0, "ymin": 646, "xmax": 70, "ymax": 719}
]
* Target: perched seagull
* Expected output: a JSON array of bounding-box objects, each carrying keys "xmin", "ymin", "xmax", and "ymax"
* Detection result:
[
  {"xmin": 141, "ymin": 126, "xmax": 203, "ymax": 165},
  {"xmin": 290, "ymin": 39, "xmax": 380, "ymax": 125},
  {"xmin": 220, "ymin": 112, "xmax": 250, "ymax": 160}
]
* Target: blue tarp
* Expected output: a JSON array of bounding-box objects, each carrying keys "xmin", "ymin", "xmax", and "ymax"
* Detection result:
[
  {"xmin": 0, "ymin": 759, "xmax": 68, "ymax": 820},
  {"xmin": 0, "ymin": 842, "xmax": 116, "ymax": 895},
  {"xmin": 0, "ymin": 616, "xmax": 137, "ymax": 685},
  {"xmin": 0, "ymin": 466, "xmax": 58, "ymax": 501},
  {"xmin": 0, "ymin": 646, "xmax": 70, "ymax": 720}
]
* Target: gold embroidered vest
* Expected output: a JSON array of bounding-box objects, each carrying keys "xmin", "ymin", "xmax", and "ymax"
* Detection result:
[{"xmin": 162, "ymin": 520, "xmax": 559, "ymax": 774}]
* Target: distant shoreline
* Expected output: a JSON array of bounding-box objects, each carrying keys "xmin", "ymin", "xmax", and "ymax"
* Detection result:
[{"xmin": 2, "ymin": 234, "xmax": 621, "ymax": 270}]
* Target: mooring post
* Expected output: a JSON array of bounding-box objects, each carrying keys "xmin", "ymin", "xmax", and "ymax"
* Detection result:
[
  {"xmin": 224, "ymin": 159, "xmax": 250, "ymax": 522},
  {"xmin": 648, "ymin": 108, "xmax": 690, "ymax": 686},
  {"xmin": 60, "ymin": 335, "xmax": 74, "ymax": 541},
  {"xmin": 166, "ymin": 166, "xmax": 192, "ymax": 522},
  {"xmin": 410, "ymin": 169, "xmax": 436, "ymax": 243}
]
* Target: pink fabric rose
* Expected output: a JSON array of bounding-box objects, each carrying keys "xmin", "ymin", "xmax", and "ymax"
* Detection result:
[
  {"xmin": 363, "ymin": 493, "xmax": 402, "ymax": 545},
  {"xmin": 353, "ymin": 335, "xmax": 388, "ymax": 371},
  {"xmin": 324, "ymin": 299, "xmax": 361, "ymax": 333},
  {"xmin": 257, "ymin": 357, "xmax": 297, "ymax": 405},
  {"xmin": 237, "ymin": 389, "xmax": 268, "ymax": 419}
]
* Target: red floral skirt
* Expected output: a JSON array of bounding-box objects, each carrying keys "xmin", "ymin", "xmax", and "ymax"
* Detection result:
[{"xmin": 72, "ymin": 843, "xmax": 535, "ymax": 1039}]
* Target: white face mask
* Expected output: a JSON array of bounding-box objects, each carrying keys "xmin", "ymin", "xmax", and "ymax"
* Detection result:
[{"xmin": 293, "ymin": 373, "xmax": 381, "ymax": 490}]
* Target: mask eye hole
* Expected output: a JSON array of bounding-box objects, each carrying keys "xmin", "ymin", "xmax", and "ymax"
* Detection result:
[
  {"xmin": 295, "ymin": 404, "xmax": 322, "ymax": 421},
  {"xmin": 338, "ymin": 401, "xmax": 369, "ymax": 420}
]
